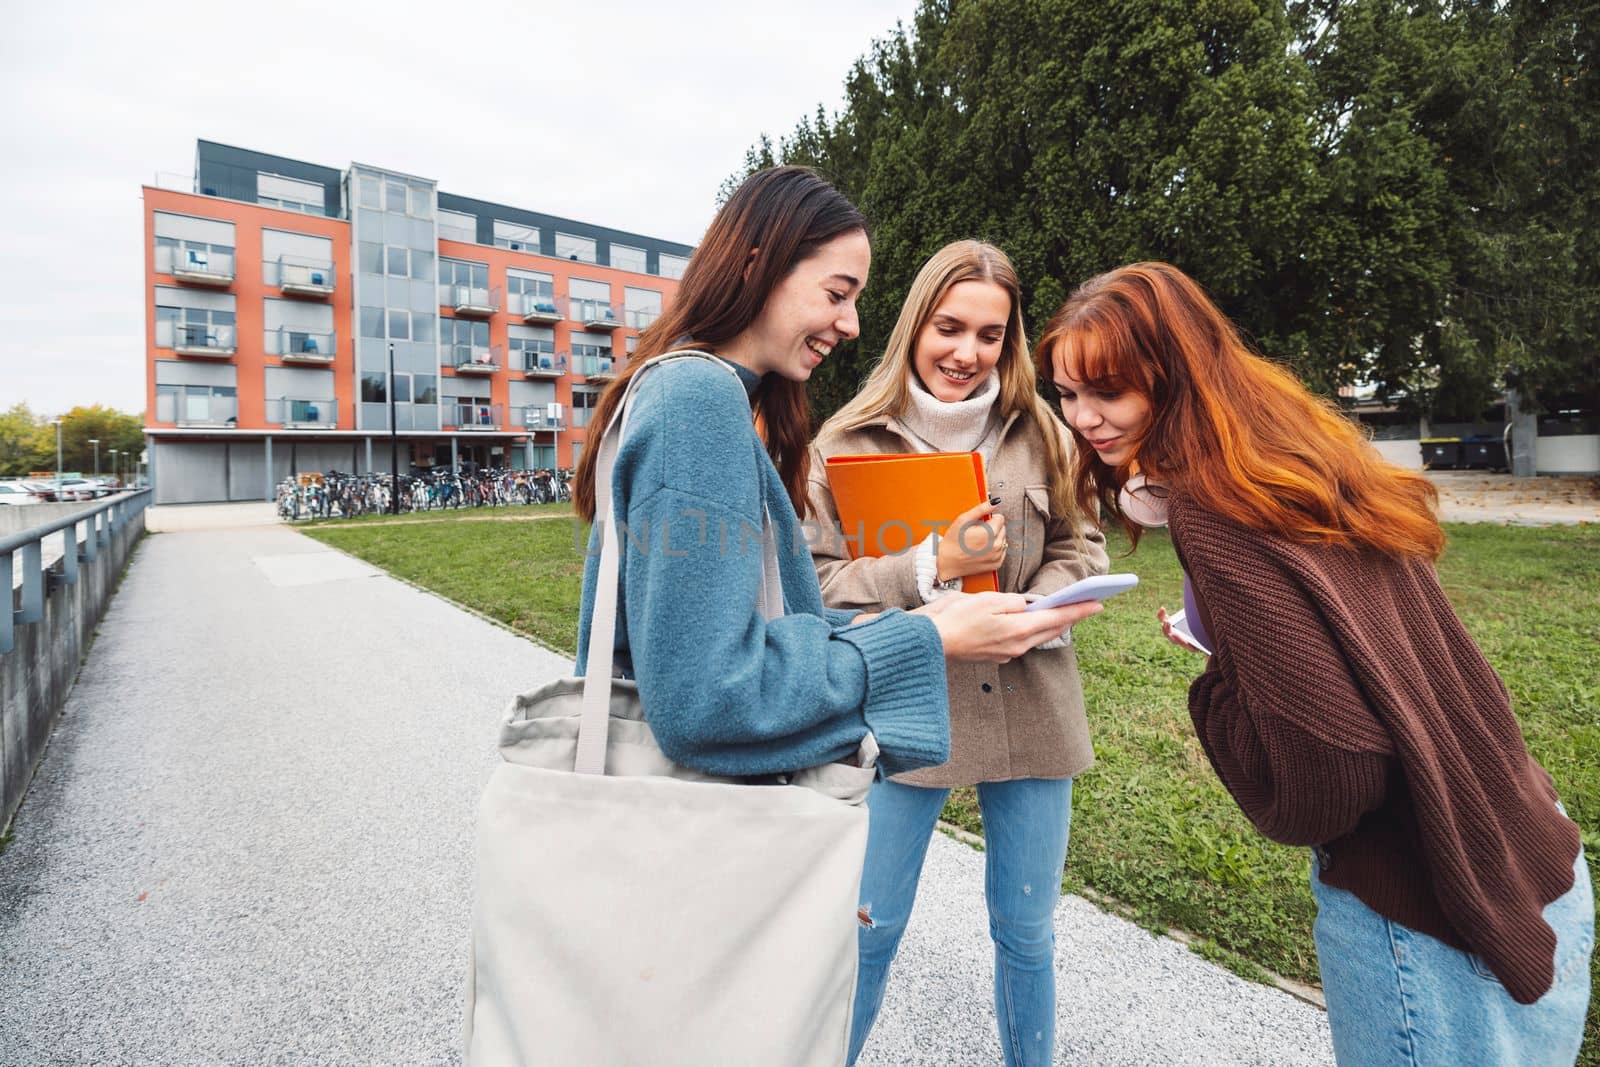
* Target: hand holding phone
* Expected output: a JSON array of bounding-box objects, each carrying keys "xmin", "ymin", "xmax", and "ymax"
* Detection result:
[{"xmin": 1023, "ymin": 573, "xmax": 1139, "ymax": 612}]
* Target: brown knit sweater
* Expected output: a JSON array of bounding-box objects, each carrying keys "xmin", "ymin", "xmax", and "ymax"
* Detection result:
[{"xmin": 1167, "ymin": 493, "xmax": 1581, "ymax": 1005}]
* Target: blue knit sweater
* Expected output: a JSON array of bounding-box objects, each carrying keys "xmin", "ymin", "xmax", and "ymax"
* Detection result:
[{"xmin": 575, "ymin": 356, "xmax": 951, "ymax": 777}]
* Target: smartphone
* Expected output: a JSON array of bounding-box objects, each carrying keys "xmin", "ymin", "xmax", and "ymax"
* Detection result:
[
  {"xmin": 1165, "ymin": 608, "xmax": 1212, "ymax": 655},
  {"xmin": 1024, "ymin": 573, "xmax": 1140, "ymax": 612}
]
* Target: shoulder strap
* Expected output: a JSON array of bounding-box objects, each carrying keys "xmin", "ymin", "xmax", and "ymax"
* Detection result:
[{"xmin": 574, "ymin": 351, "xmax": 782, "ymax": 775}]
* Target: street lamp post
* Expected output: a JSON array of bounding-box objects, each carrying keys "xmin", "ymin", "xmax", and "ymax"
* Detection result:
[
  {"xmin": 109, "ymin": 449, "xmax": 119, "ymax": 488},
  {"xmin": 388, "ymin": 341, "xmax": 400, "ymax": 514},
  {"xmin": 90, "ymin": 438, "xmax": 100, "ymax": 480},
  {"xmin": 51, "ymin": 419, "xmax": 62, "ymax": 500}
]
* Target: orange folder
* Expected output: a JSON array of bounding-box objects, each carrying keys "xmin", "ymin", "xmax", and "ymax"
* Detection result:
[{"xmin": 823, "ymin": 451, "xmax": 998, "ymax": 594}]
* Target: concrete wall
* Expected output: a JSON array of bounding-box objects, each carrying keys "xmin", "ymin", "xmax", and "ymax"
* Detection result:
[
  {"xmin": 1371, "ymin": 439, "xmax": 1423, "ymax": 470},
  {"xmin": 2, "ymin": 504, "xmax": 146, "ymax": 830},
  {"xmin": 1535, "ymin": 434, "xmax": 1600, "ymax": 474}
]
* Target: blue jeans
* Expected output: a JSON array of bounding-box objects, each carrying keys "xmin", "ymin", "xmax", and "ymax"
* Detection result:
[
  {"xmin": 847, "ymin": 775, "xmax": 1073, "ymax": 1067},
  {"xmin": 1311, "ymin": 842, "xmax": 1594, "ymax": 1066}
]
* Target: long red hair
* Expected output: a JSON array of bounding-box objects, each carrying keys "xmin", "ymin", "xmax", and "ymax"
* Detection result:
[{"xmin": 1037, "ymin": 263, "xmax": 1444, "ymax": 558}]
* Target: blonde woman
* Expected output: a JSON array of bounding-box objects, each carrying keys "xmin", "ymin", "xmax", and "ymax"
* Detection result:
[{"xmin": 807, "ymin": 240, "xmax": 1108, "ymax": 1067}]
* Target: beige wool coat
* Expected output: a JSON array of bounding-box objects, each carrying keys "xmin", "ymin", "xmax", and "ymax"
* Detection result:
[{"xmin": 806, "ymin": 410, "xmax": 1108, "ymax": 787}]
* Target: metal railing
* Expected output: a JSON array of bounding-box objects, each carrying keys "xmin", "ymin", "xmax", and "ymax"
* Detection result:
[
  {"xmin": 625, "ymin": 306, "xmax": 660, "ymax": 330},
  {"xmin": 174, "ymin": 396, "xmax": 238, "ymax": 426},
  {"xmin": 446, "ymin": 284, "xmax": 502, "ymax": 316},
  {"xmin": 513, "ymin": 405, "xmax": 566, "ymax": 431},
  {"xmin": 572, "ymin": 352, "xmax": 618, "ymax": 377},
  {"xmin": 447, "ymin": 343, "xmax": 503, "ymax": 373},
  {"xmin": 168, "ymin": 243, "xmax": 236, "ymax": 285},
  {"xmin": 446, "ymin": 402, "xmax": 503, "ymax": 430},
  {"xmin": 519, "ymin": 351, "xmax": 567, "ymax": 376},
  {"xmin": 173, "ymin": 323, "xmax": 236, "ymax": 356},
  {"xmin": 275, "ymin": 327, "xmax": 335, "ymax": 361},
  {"xmin": 2, "ymin": 489, "xmax": 153, "ymax": 655},
  {"xmin": 571, "ymin": 298, "xmax": 622, "ymax": 329},
  {"xmin": 515, "ymin": 291, "xmax": 565, "ymax": 322},
  {"xmin": 267, "ymin": 397, "xmax": 337, "ymax": 428},
  {"xmin": 276, "ymin": 256, "xmax": 335, "ymax": 295}
]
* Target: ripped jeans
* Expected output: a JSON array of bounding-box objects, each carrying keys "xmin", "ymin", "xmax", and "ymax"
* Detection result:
[{"xmin": 848, "ymin": 775, "xmax": 1073, "ymax": 1067}]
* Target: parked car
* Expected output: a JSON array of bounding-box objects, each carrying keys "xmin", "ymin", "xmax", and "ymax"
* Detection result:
[{"xmin": 0, "ymin": 480, "xmax": 46, "ymax": 506}]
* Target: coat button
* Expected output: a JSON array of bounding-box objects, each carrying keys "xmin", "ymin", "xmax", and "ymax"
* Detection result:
[{"xmin": 981, "ymin": 683, "xmax": 993, "ymax": 693}]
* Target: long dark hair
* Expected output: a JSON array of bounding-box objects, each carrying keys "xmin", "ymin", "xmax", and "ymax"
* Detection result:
[{"xmin": 574, "ymin": 166, "xmax": 869, "ymax": 522}]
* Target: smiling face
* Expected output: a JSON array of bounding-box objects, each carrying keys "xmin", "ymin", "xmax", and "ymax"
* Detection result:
[
  {"xmin": 911, "ymin": 279, "xmax": 1012, "ymax": 403},
  {"xmin": 1051, "ymin": 355, "xmax": 1154, "ymax": 468},
  {"xmin": 727, "ymin": 229, "xmax": 870, "ymax": 383}
]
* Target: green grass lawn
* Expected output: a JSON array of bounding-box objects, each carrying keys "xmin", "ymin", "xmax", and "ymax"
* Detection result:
[
  {"xmin": 296, "ymin": 502, "xmax": 572, "ymax": 527},
  {"xmin": 304, "ymin": 515, "xmax": 1598, "ymax": 1060}
]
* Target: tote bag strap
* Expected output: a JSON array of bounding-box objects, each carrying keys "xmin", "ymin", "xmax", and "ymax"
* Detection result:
[{"xmin": 575, "ymin": 350, "xmax": 782, "ymax": 775}]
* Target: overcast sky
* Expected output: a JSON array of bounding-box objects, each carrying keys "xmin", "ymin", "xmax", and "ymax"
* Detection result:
[{"xmin": 0, "ymin": 0, "xmax": 918, "ymax": 417}]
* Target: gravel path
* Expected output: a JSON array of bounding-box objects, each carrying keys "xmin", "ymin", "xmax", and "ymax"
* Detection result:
[{"xmin": 0, "ymin": 521, "xmax": 1333, "ymax": 1065}]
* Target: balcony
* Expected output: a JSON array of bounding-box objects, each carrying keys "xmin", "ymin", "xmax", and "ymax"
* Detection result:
[
  {"xmin": 174, "ymin": 400, "xmax": 238, "ymax": 427},
  {"xmin": 448, "ymin": 284, "xmax": 502, "ymax": 318},
  {"xmin": 447, "ymin": 402, "xmax": 503, "ymax": 431},
  {"xmin": 277, "ymin": 256, "xmax": 335, "ymax": 298},
  {"xmin": 625, "ymin": 307, "xmax": 660, "ymax": 330},
  {"xmin": 573, "ymin": 353, "xmax": 621, "ymax": 381},
  {"xmin": 267, "ymin": 397, "xmax": 337, "ymax": 429},
  {"xmin": 572, "ymin": 298, "xmax": 622, "ymax": 331},
  {"xmin": 448, "ymin": 342, "xmax": 503, "ymax": 375},
  {"xmin": 518, "ymin": 293, "xmax": 565, "ymax": 325},
  {"xmin": 277, "ymin": 328, "xmax": 335, "ymax": 364},
  {"xmin": 514, "ymin": 404, "xmax": 566, "ymax": 432},
  {"xmin": 521, "ymin": 351, "xmax": 567, "ymax": 378},
  {"xmin": 172, "ymin": 323, "xmax": 236, "ymax": 359},
  {"xmin": 170, "ymin": 245, "xmax": 235, "ymax": 287}
]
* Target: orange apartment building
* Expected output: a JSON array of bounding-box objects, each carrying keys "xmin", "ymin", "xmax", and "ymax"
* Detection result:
[{"xmin": 143, "ymin": 140, "xmax": 690, "ymax": 504}]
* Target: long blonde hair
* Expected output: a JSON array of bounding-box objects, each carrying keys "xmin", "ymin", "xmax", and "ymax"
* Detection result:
[{"xmin": 822, "ymin": 239, "xmax": 1081, "ymax": 520}]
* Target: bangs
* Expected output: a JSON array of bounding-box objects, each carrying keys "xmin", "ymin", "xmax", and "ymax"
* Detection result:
[{"xmin": 1046, "ymin": 309, "xmax": 1144, "ymax": 391}]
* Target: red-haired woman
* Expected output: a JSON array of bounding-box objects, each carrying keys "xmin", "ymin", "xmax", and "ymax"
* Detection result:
[{"xmin": 1037, "ymin": 262, "xmax": 1592, "ymax": 1066}]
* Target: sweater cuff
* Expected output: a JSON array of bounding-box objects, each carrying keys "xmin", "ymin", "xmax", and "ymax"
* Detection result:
[
  {"xmin": 836, "ymin": 610, "xmax": 950, "ymax": 775},
  {"xmin": 824, "ymin": 607, "xmax": 859, "ymax": 628},
  {"xmin": 914, "ymin": 533, "xmax": 962, "ymax": 604},
  {"xmin": 1021, "ymin": 592, "xmax": 1073, "ymax": 649}
]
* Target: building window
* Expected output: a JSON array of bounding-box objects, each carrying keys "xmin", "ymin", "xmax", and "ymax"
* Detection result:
[
  {"xmin": 410, "ymin": 249, "xmax": 435, "ymax": 282},
  {"xmin": 359, "ymin": 175, "xmax": 381, "ymax": 209},
  {"xmin": 414, "ymin": 374, "xmax": 438, "ymax": 405},
  {"xmin": 386, "ymin": 246, "xmax": 410, "ymax": 277},
  {"xmin": 442, "ymin": 318, "xmax": 490, "ymax": 352},
  {"xmin": 570, "ymin": 388, "xmax": 601, "ymax": 427},
  {"xmin": 360, "ymin": 306, "xmax": 384, "ymax": 338},
  {"xmin": 410, "ymin": 183, "xmax": 433, "ymax": 220},
  {"xmin": 658, "ymin": 252, "xmax": 688, "ymax": 280},
  {"xmin": 385, "ymin": 180, "xmax": 408, "ymax": 214},
  {"xmin": 494, "ymin": 220, "xmax": 540, "ymax": 252},
  {"xmin": 509, "ymin": 333, "xmax": 556, "ymax": 368},
  {"xmin": 611, "ymin": 243, "xmax": 647, "ymax": 273},
  {"xmin": 258, "ymin": 172, "xmax": 325, "ymax": 215},
  {"xmin": 624, "ymin": 286, "xmax": 662, "ymax": 330},
  {"xmin": 361, "ymin": 373, "xmax": 387, "ymax": 403},
  {"xmin": 438, "ymin": 208, "xmax": 477, "ymax": 243},
  {"xmin": 507, "ymin": 270, "xmax": 555, "ymax": 315},
  {"xmin": 555, "ymin": 232, "xmax": 597, "ymax": 264},
  {"xmin": 157, "ymin": 384, "xmax": 237, "ymax": 425}
]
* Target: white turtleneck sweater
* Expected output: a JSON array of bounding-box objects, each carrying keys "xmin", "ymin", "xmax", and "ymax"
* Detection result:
[{"xmin": 896, "ymin": 369, "xmax": 1004, "ymax": 462}]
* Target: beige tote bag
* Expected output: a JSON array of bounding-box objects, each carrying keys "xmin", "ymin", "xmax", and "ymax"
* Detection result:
[{"xmin": 465, "ymin": 352, "xmax": 877, "ymax": 1066}]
